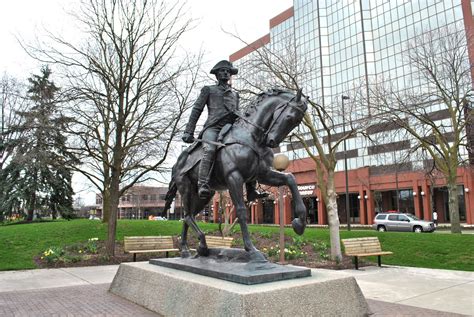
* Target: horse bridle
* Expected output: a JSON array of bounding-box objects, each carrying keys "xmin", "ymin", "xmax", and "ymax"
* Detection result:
[{"xmin": 263, "ymin": 96, "xmax": 305, "ymax": 143}]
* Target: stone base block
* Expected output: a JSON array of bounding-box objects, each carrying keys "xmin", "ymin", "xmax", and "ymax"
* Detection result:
[{"xmin": 109, "ymin": 262, "xmax": 371, "ymax": 317}]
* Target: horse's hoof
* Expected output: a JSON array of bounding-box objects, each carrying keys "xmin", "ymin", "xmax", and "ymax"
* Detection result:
[
  {"xmin": 181, "ymin": 250, "xmax": 192, "ymax": 258},
  {"xmin": 292, "ymin": 218, "xmax": 306, "ymax": 235},
  {"xmin": 197, "ymin": 246, "xmax": 210, "ymax": 257},
  {"xmin": 249, "ymin": 250, "xmax": 268, "ymax": 263}
]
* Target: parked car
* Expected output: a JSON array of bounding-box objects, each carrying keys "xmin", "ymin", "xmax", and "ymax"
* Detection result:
[
  {"xmin": 153, "ymin": 216, "xmax": 167, "ymax": 221},
  {"xmin": 372, "ymin": 212, "xmax": 435, "ymax": 233}
]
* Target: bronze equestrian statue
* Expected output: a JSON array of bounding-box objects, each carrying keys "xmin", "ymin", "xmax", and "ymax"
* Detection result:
[{"xmin": 165, "ymin": 60, "xmax": 308, "ymax": 262}]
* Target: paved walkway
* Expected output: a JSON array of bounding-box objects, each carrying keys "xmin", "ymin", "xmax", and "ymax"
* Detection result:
[
  {"xmin": 0, "ymin": 264, "xmax": 472, "ymax": 316},
  {"xmin": 340, "ymin": 265, "xmax": 474, "ymax": 316}
]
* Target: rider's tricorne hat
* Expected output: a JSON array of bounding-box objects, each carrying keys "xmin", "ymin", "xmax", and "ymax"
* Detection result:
[{"xmin": 210, "ymin": 60, "xmax": 238, "ymax": 75}]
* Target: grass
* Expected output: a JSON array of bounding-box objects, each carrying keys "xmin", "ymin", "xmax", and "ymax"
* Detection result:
[{"xmin": 1, "ymin": 219, "xmax": 473, "ymax": 271}]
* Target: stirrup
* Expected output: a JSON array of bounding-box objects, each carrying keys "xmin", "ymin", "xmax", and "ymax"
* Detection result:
[{"xmin": 198, "ymin": 183, "xmax": 211, "ymax": 199}]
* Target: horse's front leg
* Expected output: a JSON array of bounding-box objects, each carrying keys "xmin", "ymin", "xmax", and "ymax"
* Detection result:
[
  {"xmin": 180, "ymin": 220, "xmax": 191, "ymax": 258},
  {"xmin": 180, "ymin": 182, "xmax": 209, "ymax": 257},
  {"xmin": 259, "ymin": 169, "xmax": 307, "ymax": 235},
  {"xmin": 226, "ymin": 171, "xmax": 267, "ymax": 262}
]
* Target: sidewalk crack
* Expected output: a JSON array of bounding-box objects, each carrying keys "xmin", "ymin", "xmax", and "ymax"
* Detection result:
[
  {"xmin": 59, "ymin": 269, "xmax": 93, "ymax": 285},
  {"xmin": 394, "ymin": 280, "xmax": 474, "ymax": 304}
]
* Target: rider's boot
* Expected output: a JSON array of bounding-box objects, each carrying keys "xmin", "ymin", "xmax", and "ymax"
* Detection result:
[
  {"xmin": 198, "ymin": 157, "xmax": 212, "ymax": 199},
  {"xmin": 246, "ymin": 181, "xmax": 269, "ymax": 202}
]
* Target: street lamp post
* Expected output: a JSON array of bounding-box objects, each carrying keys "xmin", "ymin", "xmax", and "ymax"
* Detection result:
[
  {"xmin": 273, "ymin": 154, "xmax": 290, "ymax": 264},
  {"xmin": 342, "ymin": 95, "xmax": 351, "ymax": 231}
]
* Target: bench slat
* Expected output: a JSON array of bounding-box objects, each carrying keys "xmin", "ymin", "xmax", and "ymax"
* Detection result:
[
  {"xmin": 350, "ymin": 251, "xmax": 393, "ymax": 257},
  {"xmin": 124, "ymin": 241, "xmax": 174, "ymax": 245},
  {"xmin": 345, "ymin": 248, "xmax": 382, "ymax": 253},
  {"xmin": 125, "ymin": 236, "xmax": 173, "ymax": 240},
  {"xmin": 126, "ymin": 249, "xmax": 179, "ymax": 254}
]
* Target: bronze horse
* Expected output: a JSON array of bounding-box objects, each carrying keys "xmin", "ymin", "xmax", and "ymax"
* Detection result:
[{"xmin": 164, "ymin": 89, "xmax": 308, "ymax": 262}]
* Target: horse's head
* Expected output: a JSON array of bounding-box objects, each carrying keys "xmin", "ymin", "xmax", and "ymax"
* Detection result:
[{"xmin": 265, "ymin": 89, "xmax": 308, "ymax": 148}]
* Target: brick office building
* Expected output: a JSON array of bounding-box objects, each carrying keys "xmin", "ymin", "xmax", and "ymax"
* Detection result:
[
  {"xmin": 221, "ymin": 0, "xmax": 474, "ymax": 226},
  {"xmin": 96, "ymin": 186, "xmax": 184, "ymax": 220}
]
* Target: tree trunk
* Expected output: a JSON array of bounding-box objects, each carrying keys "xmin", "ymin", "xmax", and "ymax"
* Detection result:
[
  {"xmin": 26, "ymin": 191, "xmax": 36, "ymax": 221},
  {"xmin": 26, "ymin": 208, "xmax": 34, "ymax": 222},
  {"xmin": 105, "ymin": 186, "xmax": 119, "ymax": 256},
  {"xmin": 105, "ymin": 165, "xmax": 121, "ymax": 256},
  {"xmin": 324, "ymin": 171, "xmax": 343, "ymax": 262},
  {"xmin": 447, "ymin": 178, "xmax": 461, "ymax": 233},
  {"xmin": 102, "ymin": 189, "xmax": 111, "ymax": 223},
  {"xmin": 105, "ymin": 114, "xmax": 124, "ymax": 256}
]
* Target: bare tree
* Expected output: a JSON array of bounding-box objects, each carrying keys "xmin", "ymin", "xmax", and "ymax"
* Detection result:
[
  {"xmin": 293, "ymin": 92, "xmax": 368, "ymax": 262},
  {"xmin": 368, "ymin": 25, "xmax": 473, "ymax": 233},
  {"xmin": 0, "ymin": 74, "xmax": 26, "ymax": 171},
  {"xmin": 0, "ymin": 74, "xmax": 28, "ymax": 220},
  {"xmin": 22, "ymin": 0, "xmax": 202, "ymax": 255},
  {"xmin": 227, "ymin": 33, "xmax": 371, "ymax": 261}
]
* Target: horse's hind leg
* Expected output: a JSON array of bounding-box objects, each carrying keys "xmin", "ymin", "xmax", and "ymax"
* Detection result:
[{"xmin": 226, "ymin": 171, "xmax": 266, "ymax": 262}]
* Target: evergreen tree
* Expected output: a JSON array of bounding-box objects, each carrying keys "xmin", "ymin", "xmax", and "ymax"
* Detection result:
[{"xmin": 4, "ymin": 66, "xmax": 76, "ymax": 220}]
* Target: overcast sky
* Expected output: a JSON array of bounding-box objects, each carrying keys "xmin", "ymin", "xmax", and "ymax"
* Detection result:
[
  {"xmin": 0, "ymin": 0, "xmax": 293, "ymax": 205},
  {"xmin": 0, "ymin": 0, "xmax": 293, "ymax": 78}
]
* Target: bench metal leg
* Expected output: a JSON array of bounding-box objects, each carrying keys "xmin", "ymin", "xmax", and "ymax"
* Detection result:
[
  {"xmin": 378, "ymin": 255, "xmax": 381, "ymax": 267},
  {"xmin": 354, "ymin": 256, "xmax": 359, "ymax": 270},
  {"xmin": 133, "ymin": 253, "xmax": 136, "ymax": 262},
  {"xmin": 166, "ymin": 251, "xmax": 169, "ymax": 258}
]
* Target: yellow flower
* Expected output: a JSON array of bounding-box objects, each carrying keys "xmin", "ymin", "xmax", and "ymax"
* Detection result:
[
  {"xmin": 79, "ymin": 250, "xmax": 83, "ymax": 253},
  {"xmin": 41, "ymin": 257, "xmax": 44, "ymax": 260}
]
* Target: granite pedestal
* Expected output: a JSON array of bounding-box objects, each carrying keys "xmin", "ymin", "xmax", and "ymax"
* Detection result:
[{"xmin": 109, "ymin": 262, "xmax": 371, "ymax": 316}]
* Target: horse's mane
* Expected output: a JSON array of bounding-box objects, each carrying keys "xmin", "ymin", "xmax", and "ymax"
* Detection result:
[{"xmin": 244, "ymin": 88, "xmax": 294, "ymax": 116}]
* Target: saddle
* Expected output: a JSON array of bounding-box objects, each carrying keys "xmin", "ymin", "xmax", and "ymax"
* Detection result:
[{"xmin": 178, "ymin": 123, "xmax": 233, "ymax": 175}]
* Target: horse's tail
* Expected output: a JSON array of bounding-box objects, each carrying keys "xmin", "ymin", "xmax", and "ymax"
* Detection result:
[{"xmin": 163, "ymin": 179, "xmax": 178, "ymax": 213}]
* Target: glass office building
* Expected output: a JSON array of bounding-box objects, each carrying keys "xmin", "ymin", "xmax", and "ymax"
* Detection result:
[{"xmin": 229, "ymin": 0, "xmax": 474, "ymax": 225}]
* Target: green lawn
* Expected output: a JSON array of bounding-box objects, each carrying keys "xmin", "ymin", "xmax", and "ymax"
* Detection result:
[{"xmin": 1, "ymin": 219, "xmax": 473, "ymax": 271}]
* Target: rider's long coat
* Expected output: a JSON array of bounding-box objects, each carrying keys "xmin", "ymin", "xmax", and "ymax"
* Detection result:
[{"xmin": 184, "ymin": 84, "xmax": 239, "ymax": 135}]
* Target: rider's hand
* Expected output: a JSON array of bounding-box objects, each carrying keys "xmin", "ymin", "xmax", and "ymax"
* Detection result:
[{"xmin": 182, "ymin": 132, "xmax": 195, "ymax": 143}]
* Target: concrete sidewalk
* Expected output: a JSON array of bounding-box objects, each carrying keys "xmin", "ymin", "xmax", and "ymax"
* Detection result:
[
  {"xmin": 0, "ymin": 264, "xmax": 472, "ymax": 316},
  {"xmin": 339, "ymin": 265, "xmax": 474, "ymax": 316}
]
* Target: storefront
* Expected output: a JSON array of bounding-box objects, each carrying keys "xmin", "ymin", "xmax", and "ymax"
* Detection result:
[{"xmin": 298, "ymin": 184, "xmax": 318, "ymax": 224}]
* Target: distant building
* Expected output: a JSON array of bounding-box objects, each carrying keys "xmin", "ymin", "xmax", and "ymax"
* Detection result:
[
  {"xmin": 229, "ymin": 1, "xmax": 474, "ymax": 225},
  {"xmin": 95, "ymin": 185, "xmax": 184, "ymax": 220}
]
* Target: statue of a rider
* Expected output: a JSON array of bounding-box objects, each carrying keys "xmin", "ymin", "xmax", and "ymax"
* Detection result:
[{"xmin": 182, "ymin": 60, "xmax": 267, "ymax": 201}]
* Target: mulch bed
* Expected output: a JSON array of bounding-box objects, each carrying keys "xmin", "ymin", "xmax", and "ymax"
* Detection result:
[{"xmin": 35, "ymin": 232, "xmax": 369, "ymax": 270}]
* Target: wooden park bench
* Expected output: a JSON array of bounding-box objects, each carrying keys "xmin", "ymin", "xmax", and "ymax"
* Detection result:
[
  {"xmin": 187, "ymin": 236, "xmax": 234, "ymax": 251},
  {"xmin": 341, "ymin": 237, "xmax": 393, "ymax": 270},
  {"xmin": 205, "ymin": 236, "xmax": 234, "ymax": 248},
  {"xmin": 124, "ymin": 236, "xmax": 179, "ymax": 262}
]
